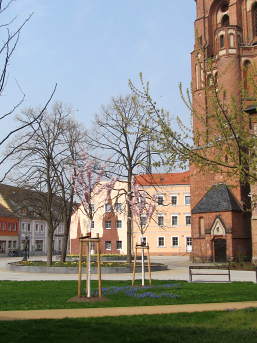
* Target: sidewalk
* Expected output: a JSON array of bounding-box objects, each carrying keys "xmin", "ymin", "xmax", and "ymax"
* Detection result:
[
  {"xmin": 1, "ymin": 301, "xmax": 257, "ymax": 321},
  {"xmin": 1, "ymin": 255, "xmax": 257, "ymax": 282}
]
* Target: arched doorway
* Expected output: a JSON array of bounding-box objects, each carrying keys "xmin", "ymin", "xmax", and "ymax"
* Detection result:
[{"xmin": 214, "ymin": 238, "xmax": 226, "ymax": 262}]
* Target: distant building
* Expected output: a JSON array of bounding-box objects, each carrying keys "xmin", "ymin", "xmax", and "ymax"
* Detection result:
[
  {"xmin": 134, "ymin": 171, "xmax": 191, "ymax": 256},
  {"xmin": 0, "ymin": 203, "xmax": 19, "ymax": 255},
  {"xmin": 70, "ymin": 181, "xmax": 128, "ymax": 255},
  {"xmin": 0, "ymin": 184, "xmax": 66, "ymax": 256}
]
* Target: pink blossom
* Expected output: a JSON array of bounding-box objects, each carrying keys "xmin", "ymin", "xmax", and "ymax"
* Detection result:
[{"xmin": 71, "ymin": 146, "xmax": 118, "ymax": 221}]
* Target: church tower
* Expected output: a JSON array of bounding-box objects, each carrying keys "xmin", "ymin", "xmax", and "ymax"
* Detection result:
[{"xmin": 190, "ymin": 0, "xmax": 257, "ymax": 262}]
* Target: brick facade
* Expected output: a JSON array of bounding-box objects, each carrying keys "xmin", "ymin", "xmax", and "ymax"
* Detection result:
[{"xmin": 190, "ymin": 0, "xmax": 257, "ymax": 262}]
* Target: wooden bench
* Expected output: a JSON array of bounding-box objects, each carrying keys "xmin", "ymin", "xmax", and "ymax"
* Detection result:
[{"xmin": 189, "ymin": 265, "xmax": 231, "ymax": 283}]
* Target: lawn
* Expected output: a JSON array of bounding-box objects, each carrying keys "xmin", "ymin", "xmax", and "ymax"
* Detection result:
[
  {"xmin": 1, "ymin": 280, "xmax": 257, "ymax": 343},
  {"xmin": 0, "ymin": 280, "xmax": 257, "ymax": 311},
  {"xmin": 1, "ymin": 309, "xmax": 257, "ymax": 343}
]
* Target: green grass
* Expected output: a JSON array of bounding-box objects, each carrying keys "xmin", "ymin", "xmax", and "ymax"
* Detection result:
[
  {"xmin": 0, "ymin": 280, "xmax": 257, "ymax": 311},
  {"xmin": 1, "ymin": 309, "xmax": 257, "ymax": 343}
]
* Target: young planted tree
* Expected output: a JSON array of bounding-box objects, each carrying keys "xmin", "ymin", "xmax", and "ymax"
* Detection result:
[
  {"xmin": 127, "ymin": 181, "xmax": 156, "ymax": 286},
  {"xmin": 85, "ymin": 94, "xmax": 160, "ymax": 263},
  {"xmin": 71, "ymin": 148, "xmax": 118, "ymax": 297}
]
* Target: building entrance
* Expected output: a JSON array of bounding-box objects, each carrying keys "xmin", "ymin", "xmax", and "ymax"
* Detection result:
[{"xmin": 214, "ymin": 239, "xmax": 226, "ymax": 262}]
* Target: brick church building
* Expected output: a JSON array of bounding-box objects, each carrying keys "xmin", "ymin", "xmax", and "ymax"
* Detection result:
[{"xmin": 190, "ymin": 0, "xmax": 257, "ymax": 262}]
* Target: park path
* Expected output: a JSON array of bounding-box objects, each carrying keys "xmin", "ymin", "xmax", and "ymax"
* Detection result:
[{"xmin": 1, "ymin": 301, "xmax": 257, "ymax": 321}]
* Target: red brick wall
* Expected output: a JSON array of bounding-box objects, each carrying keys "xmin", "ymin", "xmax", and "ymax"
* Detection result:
[{"xmin": 190, "ymin": 0, "xmax": 254, "ymax": 262}]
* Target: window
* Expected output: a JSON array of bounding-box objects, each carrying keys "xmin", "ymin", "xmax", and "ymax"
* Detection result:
[
  {"xmin": 105, "ymin": 203, "xmax": 111, "ymax": 212},
  {"xmin": 35, "ymin": 224, "xmax": 39, "ymax": 232},
  {"xmin": 172, "ymin": 237, "xmax": 179, "ymax": 247},
  {"xmin": 20, "ymin": 208, "xmax": 26, "ymax": 215},
  {"xmin": 8, "ymin": 241, "xmax": 12, "ymax": 249},
  {"xmin": 116, "ymin": 240, "xmax": 122, "ymax": 250},
  {"xmin": 157, "ymin": 195, "xmax": 164, "ymax": 206},
  {"xmin": 200, "ymin": 217, "xmax": 204, "ymax": 236},
  {"xmin": 186, "ymin": 237, "xmax": 192, "ymax": 246},
  {"xmin": 40, "ymin": 224, "xmax": 44, "ymax": 232},
  {"xmin": 172, "ymin": 215, "xmax": 178, "ymax": 226},
  {"xmin": 186, "ymin": 216, "xmax": 191, "ymax": 225},
  {"xmin": 115, "ymin": 203, "xmax": 122, "ymax": 212},
  {"xmin": 220, "ymin": 35, "xmax": 224, "ymax": 49},
  {"xmin": 221, "ymin": 3, "xmax": 228, "ymax": 12},
  {"xmin": 13, "ymin": 223, "xmax": 17, "ymax": 231},
  {"xmin": 105, "ymin": 220, "xmax": 111, "ymax": 229},
  {"xmin": 229, "ymin": 34, "xmax": 234, "ymax": 47},
  {"xmin": 2, "ymin": 222, "xmax": 6, "ymax": 231},
  {"xmin": 196, "ymin": 64, "xmax": 199, "ymax": 89},
  {"xmin": 158, "ymin": 236, "xmax": 165, "ymax": 247},
  {"xmin": 140, "ymin": 216, "xmax": 146, "ymax": 227},
  {"xmin": 13, "ymin": 241, "xmax": 16, "ymax": 249},
  {"xmin": 171, "ymin": 195, "xmax": 177, "ymax": 206},
  {"xmin": 21, "ymin": 223, "xmax": 25, "ymax": 231},
  {"xmin": 221, "ymin": 14, "xmax": 229, "ymax": 27},
  {"xmin": 105, "ymin": 241, "xmax": 111, "ymax": 250},
  {"xmin": 116, "ymin": 220, "xmax": 122, "ymax": 229},
  {"xmin": 140, "ymin": 237, "xmax": 147, "ymax": 246},
  {"xmin": 27, "ymin": 223, "xmax": 31, "ymax": 232},
  {"xmin": 253, "ymin": 3, "xmax": 257, "ymax": 37},
  {"xmin": 8, "ymin": 223, "xmax": 12, "ymax": 231},
  {"xmin": 35, "ymin": 240, "xmax": 43, "ymax": 251},
  {"xmin": 91, "ymin": 220, "xmax": 95, "ymax": 230},
  {"xmin": 158, "ymin": 215, "xmax": 164, "ymax": 227},
  {"xmin": 185, "ymin": 196, "xmax": 191, "ymax": 205}
]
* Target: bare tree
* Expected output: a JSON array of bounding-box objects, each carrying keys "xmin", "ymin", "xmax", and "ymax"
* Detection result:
[
  {"xmin": 7, "ymin": 101, "xmax": 86, "ymax": 265},
  {"xmin": 85, "ymin": 94, "xmax": 160, "ymax": 263},
  {"xmin": 0, "ymin": 0, "xmax": 56, "ymax": 180}
]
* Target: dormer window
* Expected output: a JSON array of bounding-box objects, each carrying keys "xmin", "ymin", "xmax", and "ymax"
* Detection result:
[{"xmin": 20, "ymin": 208, "xmax": 26, "ymax": 215}]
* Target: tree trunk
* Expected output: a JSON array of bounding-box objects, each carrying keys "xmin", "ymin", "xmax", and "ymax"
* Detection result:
[
  {"xmin": 60, "ymin": 228, "xmax": 68, "ymax": 263},
  {"xmin": 47, "ymin": 226, "xmax": 54, "ymax": 266},
  {"xmin": 127, "ymin": 176, "xmax": 132, "ymax": 263}
]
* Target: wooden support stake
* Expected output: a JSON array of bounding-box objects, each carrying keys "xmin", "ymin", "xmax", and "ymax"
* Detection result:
[
  {"xmin": 78, "ymin": 234, "xmax": 83, "ymax": 297},
  {"xmin": 147, "ymin": 246, "xmax": 151, "ymax": 286},
  {"xmin": 96, "ymin": 233, "xmax": 102, "ymax": 297},
  {"xmin": 86, "ymin": 241, "xmax": 89, "ymax": 297},
  {"xmin": 132, "ymin": 244, "xmax": 137, "ymax": 286}
]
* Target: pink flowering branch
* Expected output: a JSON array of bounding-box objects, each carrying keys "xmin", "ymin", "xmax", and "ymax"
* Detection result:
[
  {"xmin": 127, "ymin": 181, "xmax": 156, "ymax": 235},
  {"xmin": 70, "ymin": 146, "xmax": 118, "ymax": 222}
]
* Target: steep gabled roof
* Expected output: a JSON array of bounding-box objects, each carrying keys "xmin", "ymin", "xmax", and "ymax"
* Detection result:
[
  {"xmin": 135, "ymin": 170, "xmax": 190, "ymax": 186},
  {"xmin": 191, "ymin": 183, "xmax": 242, "ymax": 214},
  {"xmin": 0, "ymin": 183, "xmax": 65, "ymax": 220},
  {"xmin": 0, "ymin": 203, "xmax": 18, "ymax": 218}
]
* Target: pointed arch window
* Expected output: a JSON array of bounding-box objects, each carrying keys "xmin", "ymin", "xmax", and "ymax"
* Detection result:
[
  {"xmin": 253, "ymin": 2, "xmax": 257, "ymax": 37},
  {"xmin": 243, "ymin": 60, "xmax": 251, "ymax": 90},
  {"xmin": 222, "ymin": 14, "xmax": 229, "ymax": 27}
]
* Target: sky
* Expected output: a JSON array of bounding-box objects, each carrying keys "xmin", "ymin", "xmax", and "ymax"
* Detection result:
[{"xmin": 0, "ymin": 0, "xmax": 196, "ymax": 178}]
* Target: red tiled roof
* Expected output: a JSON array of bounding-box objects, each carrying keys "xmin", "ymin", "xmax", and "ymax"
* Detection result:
[{"xmin": 134, "ymin": 170, "xmax": 190, "ymax": 186}]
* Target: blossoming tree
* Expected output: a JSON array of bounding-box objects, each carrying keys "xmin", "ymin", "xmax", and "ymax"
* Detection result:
[
  {"xmin": 127, "ymin": 181, "xmax": 156, "ymax": 286},
  {"xmin": 71, "ymin": 147, "xmax": 118, "ymax": 297}
]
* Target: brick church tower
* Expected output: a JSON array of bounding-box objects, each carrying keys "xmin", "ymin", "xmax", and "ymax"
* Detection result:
[{"xmin": 190, "ymin": 0, "xmax": 257, "ymax": 262}]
